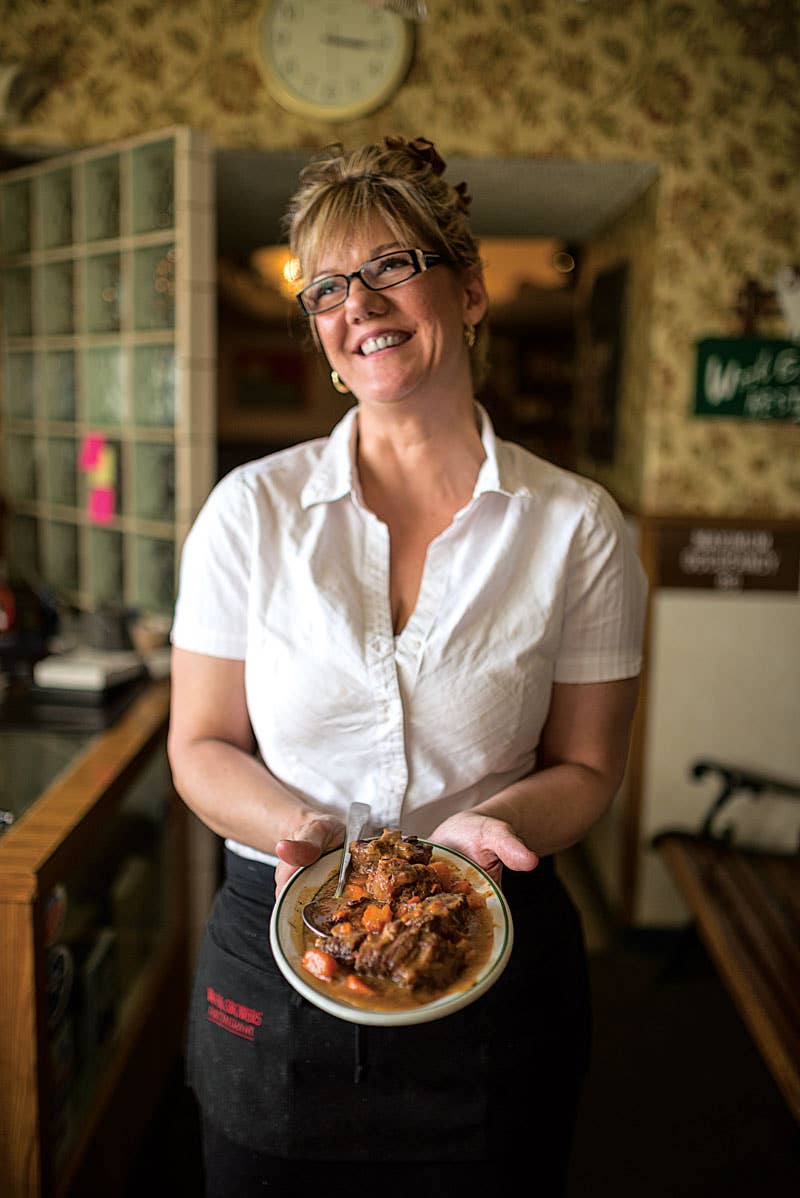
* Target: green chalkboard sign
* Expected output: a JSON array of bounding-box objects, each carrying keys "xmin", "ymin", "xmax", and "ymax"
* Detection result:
[{"xmin": 694, "ymin": 337, "xmax": 800, "ymax": 421}]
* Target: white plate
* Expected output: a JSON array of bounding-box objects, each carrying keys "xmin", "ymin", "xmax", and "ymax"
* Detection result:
[{"xmin": 269, "ymin": 841, "xmax": 514, "ymax": 1027}]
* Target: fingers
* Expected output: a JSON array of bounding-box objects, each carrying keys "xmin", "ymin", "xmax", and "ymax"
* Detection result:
[
  {"xmin": 431, "ymin": 813, "xmax": 539, "ymax": 880},
  {"xmin": 274, "ymin": 860, "xmax": 298, "ymax": 894},
  {"xmin": 493, "ymin": 827, "xmax": 539, "ymax": 873},
  {"xmin": 274, "ymin": 836, "xmax": 327, "ymax": 867}
]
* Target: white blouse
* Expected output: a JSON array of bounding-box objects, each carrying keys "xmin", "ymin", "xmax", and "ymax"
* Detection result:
[{"xmin": 171, "ymin": 405, "xmax": 647, "ymax": 864}]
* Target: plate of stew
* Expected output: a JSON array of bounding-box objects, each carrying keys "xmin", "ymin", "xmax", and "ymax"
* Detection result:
[{"xmin": 269, "ymin": 828, "xmax": 514, "ymax": 1026}]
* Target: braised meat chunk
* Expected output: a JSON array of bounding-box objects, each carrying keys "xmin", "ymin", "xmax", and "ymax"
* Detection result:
[
  {"xmin": 354, "ymin": 891, "xmax": 470, "ymax": 990},
  {"xmin": 319, "ymin": 920, "xmax": 367, "ymax": 963},
  {"xmin": 365, "ymin": 857, "xmax": 439, "ymax": 903},
  {"xmin": 349, "ymin": 827, "xmax": 432, "ymax": 872}
]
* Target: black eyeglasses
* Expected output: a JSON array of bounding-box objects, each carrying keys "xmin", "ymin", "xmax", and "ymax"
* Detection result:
[{"xmin": 297, "ymin": 248, "xmax": 448, "ymax": 316}]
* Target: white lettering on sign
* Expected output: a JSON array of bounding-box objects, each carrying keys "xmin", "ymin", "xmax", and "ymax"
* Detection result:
[
  {"xmin": 703, "ymin": 346, "xmax": 800, "ymax": 410},
  {"xmin": 743, "ymin": 386, "xmax": 800, "ymax": 419},
  {"xmin": 678, "ymin": 529, "xmax": 781, "ymax": 589},
  {"xmin": 773, "ymin": 348, "xmax": 800, "ymax": 384},
  {"xmin": 704, "ymin": 356, "xmax": 741, "ymax": 404}
]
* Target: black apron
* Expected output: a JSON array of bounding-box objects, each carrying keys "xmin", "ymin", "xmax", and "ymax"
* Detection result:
[{"xmin": 187, "ymin": 846, "xmax": 591, "ymax": 1164}]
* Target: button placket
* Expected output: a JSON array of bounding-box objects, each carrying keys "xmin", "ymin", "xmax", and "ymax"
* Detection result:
[{"xmin": 361, "ymin": 513, "xmax": 408, "ymax": 830}]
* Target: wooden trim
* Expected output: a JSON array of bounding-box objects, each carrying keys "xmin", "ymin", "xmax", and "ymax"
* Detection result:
[
  {"xmin": 0, "ymin": 903, "xmax": 41, "ymax": 1193},
  {"xmin": 633, "ymin": 512, "xmax": 800, "ymax": 531},
  {"xmin": 618, "ymin": 514, "xmax": 659, "ymax": 922}
]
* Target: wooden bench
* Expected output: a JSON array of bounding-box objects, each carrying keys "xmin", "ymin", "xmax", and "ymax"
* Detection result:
[{"xmin": 653, "ymin": 760, "xmax": 800, "ymax": 1123}]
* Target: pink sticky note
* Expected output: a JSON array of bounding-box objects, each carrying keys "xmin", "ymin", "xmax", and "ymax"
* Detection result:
[
  {"xmin": 88, "ymin": 486, "xmax": 115, "ymax": 524},
  {"xmin": 79, "ymin": 433, "xmax": 106, "ymax": 471}
]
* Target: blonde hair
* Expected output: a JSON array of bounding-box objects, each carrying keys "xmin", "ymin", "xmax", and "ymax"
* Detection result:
[{"xmin": 283, "ymin": 138, "xmax": 489, "ymax": 388}]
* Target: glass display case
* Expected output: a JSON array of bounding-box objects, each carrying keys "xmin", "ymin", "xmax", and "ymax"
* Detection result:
[
  {"xmin": 0, "ymin": 681, "xmax": 188, "ymax": 1196},
  {"xmin": 0, "ymin": 127, "xmax": 215, "ymax": 616}
]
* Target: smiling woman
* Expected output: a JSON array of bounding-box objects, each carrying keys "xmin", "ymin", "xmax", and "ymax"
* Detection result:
[{"xmin": 168, "ymin": 135, "xmax": 647, "ymax": 1197}]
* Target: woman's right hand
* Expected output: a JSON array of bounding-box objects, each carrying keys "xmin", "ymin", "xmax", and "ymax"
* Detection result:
[{"xmin": 274, "ymin": 813, "xmax": 345, "ymax": 894}]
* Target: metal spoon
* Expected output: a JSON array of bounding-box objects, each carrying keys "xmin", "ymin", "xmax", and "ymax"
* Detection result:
[{"xmin": 301, "ymin": 801, "xmax": 371, "ymax": 935}]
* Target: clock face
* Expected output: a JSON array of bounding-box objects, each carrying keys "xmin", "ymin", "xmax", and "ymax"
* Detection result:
[{"xmin": 260, "ymin": 0, "xmax": 414, "ymax": 121}]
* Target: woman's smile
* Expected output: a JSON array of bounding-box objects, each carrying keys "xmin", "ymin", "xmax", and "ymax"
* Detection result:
[{"xmin": 358, "ymin": 331, "xmax": 412, "ymax": 356}]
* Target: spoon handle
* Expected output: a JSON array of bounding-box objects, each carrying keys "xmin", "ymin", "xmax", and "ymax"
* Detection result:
[{"xmin": 334, "ymin": 801, "xmax": 371, "ymax": 897}]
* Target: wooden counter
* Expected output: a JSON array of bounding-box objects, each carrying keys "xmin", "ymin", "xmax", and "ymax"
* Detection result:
[{"xmin": 0, "ymin": 680, "xmax": 190, "ymax": 1196}]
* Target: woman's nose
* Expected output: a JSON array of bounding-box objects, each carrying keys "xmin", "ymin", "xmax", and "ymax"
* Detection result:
[{"xmin": 345, "ymin": 276, "xmax": 388, "ymax": 320}]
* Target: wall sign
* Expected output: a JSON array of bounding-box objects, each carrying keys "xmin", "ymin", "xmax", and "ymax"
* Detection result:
[
  {"xmin": 658, "ymin": 525, "xmax": 800, "ymax": 592},
  {"xmin": 694, "ymin": 337, "xmax": 800, "ymax": 421}
]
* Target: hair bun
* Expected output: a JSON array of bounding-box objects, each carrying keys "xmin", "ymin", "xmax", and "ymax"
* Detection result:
[
  {"xmin": 383, "ymin": 134, "xmax": 472, "ymax": 213},
  {"xmin": 383, "ymin": 134, "xmax": 446, "ymax": 177}
]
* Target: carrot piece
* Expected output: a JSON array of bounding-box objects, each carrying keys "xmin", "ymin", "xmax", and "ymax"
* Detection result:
[
  {"xmin": 345, "ymin": 974, "xmax": 376, "ymax": 996},
  {"xmin": 429, "ymin": 860, "xmax": 453, "ymax": 889},
  {"xmin": 331, "ymin": 921, "xmax": 353, "ymax": 936},
  {"xmin": 362, "ymin": 903, "xmax": 392, "ymax": 933},
  {"xmin": 301, "ymin": 948, "xmax": 338, "ymax": 981},
  {"xmin": 466, "ymin": 890, "xmax": 487, "ymax": 909},
  {"xmin": 343, "ymin": 882, "xmax": 366, "ymax": 901}
]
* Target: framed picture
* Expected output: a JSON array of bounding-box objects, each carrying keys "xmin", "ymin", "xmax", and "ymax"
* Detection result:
[{"xmin": 218, "ymin": 327, "xmax": 313, "ymax": 442}]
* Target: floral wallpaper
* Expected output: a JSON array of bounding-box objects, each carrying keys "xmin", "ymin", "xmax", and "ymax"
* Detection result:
[{"xmin": 1, "ymin": 0, "xmax": 798, "ymax": 516}]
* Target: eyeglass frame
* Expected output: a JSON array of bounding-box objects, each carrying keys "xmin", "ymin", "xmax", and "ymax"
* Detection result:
[{"xmin": 296, "ymin": 247, "xmax": 449, "ymax": 316}]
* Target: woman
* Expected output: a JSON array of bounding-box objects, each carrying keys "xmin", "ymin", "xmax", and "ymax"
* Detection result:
[{"xmin": 168, "ymin": 136, "xmax": 647, "ymax": 1196}]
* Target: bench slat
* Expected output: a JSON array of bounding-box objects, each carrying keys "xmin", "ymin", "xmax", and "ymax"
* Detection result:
[
  {"xmin": 656, "ymin": 833, "xmax": 800, "ymax": 1124},
  {"xmin": 709, "ymin": 854, "xmax": 800, "ymax": 1026}
]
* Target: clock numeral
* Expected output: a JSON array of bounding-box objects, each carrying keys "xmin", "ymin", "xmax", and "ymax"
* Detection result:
[
  {"xmin": 279, "ymin": 2, "xmax": 298, "ymax": 21},
  {"xmin": 368, "ymin": 59, "xmax": 382, "ymax": 77}
]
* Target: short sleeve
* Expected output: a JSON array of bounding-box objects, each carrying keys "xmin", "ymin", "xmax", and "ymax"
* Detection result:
[
  {"xmin": 553, "ymin": 485, "xmax": 648, "ymax": 683},
  {"xmin": 170, "ymin": 470, "xmax": 253, "ymax": 659}
]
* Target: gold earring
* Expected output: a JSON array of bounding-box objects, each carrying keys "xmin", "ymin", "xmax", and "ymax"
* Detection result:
[
  {"xmin": 330, "ymin": 370, "xmax": 350, "ymax": 394},
  {"xmin": 464, "ymin": 323, "xmax": 476, "ymax": 348}
]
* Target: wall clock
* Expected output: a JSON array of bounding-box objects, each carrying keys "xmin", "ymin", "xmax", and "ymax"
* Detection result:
[{"xmin": 260, "ymin": 1, "xmax": 414, "ymax": 121}]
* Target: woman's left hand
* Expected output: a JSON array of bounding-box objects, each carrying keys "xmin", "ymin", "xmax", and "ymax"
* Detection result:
[
  {"xmin": 274, "ymin": 813, "xmax": 345, "ymax": 894},
  {"xmin": 429, "ymin": 811, "xmax": 539, "ymax": 883}
]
